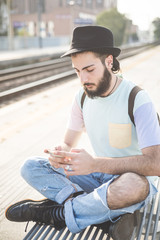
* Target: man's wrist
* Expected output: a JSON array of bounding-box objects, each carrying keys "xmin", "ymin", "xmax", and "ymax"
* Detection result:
[
  {"xmin": 93, "ymin": 156, "xmax": 110, "ymax": 173},
  {"xmin": 62, "ymin": 143, "xmax": 71, "ymax": 152},
  {"xmin": 92, "ymin": 157, "xmax": 101, "ymax": 173}
]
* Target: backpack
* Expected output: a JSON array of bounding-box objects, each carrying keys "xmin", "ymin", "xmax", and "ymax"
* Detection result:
[{"xmin": 81, "ymin": 86, "xmax": 160, "ymax": 126}]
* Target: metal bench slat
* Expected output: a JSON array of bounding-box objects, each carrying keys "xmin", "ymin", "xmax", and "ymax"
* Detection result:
[
  {"xmin": 98, "ymin": 230, "xmax": 107, "ymax": 240},
  {"xmin": 45, "ymin": 228, "xmax": 57, "ymax": 240},
  {"xmin": 106, "ymin": 235, "xmax": 111, "ymax": 240},
  {"xmin": 32, "ymin": 225, "xmax": 48, "ymax": 240},
  {"xmin": 23, "ymin": 223, "xmax": 42, "ymax": 240},
  {"xmin": 136, "ymin": 204, "xmax": 150, "ymax": 240},
  {"xmin": 130, "ymin": 227, "xmax": 137, "ymax": 240},
  {"xmin": 23, "ymin": 223, "xmax": 38, "ymax": 240},
  {"xmin": 91, "ymin": 227, "xmax": 103, "ymax": 239},
  {"xmin": 53, "ymin": 228, "xmax": 69, "ymax": 240},
  {"xmin": 152, "ymin": 194, "xmax": 160, "ymax": 240},
  {"xmin": 144, "ymin": 196, "xmax": 157, "ymax": 240},
  {"xmin": 75, "ymin": 228, "xmax": 88, "ymax": 240},
  {"xmin": 81, "ymin": 226, "xmax": 102, "ymax": 240},
  {"xmin": 68, "ymin": 231, "xmax": 77, "ymax": 240},
  {"xmin": 61, "ymin": 229, "xmax": 72, "ymax": 240},
  {"xmin": 39, "ymin": 226, "xmax": 53, "ymax": 240},
  {"xmin": 83, "ymin": 225, "xmax": 95, "ymax": 239},
  {"xmin": 72, "ymin": 227, "xmax": 91, "ymax": 240}
]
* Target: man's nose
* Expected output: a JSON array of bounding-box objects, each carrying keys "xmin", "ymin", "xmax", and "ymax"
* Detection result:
[{"xmin": 79, "ymin": 72, "xmax": 88, "ymax": 84}]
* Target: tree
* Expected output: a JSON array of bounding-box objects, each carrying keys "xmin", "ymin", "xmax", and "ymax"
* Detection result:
[
  {"xmin": 96, "ymin": 8, "xmax": 128, "ymax": 46},
  {"xmin": 152, "ymin": 18, "xmax": 160, "ymax": 40},
  {"xmin": 0, "ymin": 0, "xmax": 8, "ymax": 36},
  {"xmin": 0, "ymin": 0, "xmax": 5, "ymax": 35}
]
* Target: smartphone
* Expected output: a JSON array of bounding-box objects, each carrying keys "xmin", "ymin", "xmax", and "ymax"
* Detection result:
[{"xmin": 46, "ymin": 149, "xmax": 63, "ymax": 158}]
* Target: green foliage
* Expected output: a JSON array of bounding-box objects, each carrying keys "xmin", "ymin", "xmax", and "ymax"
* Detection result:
[
  {"xmin": 96, "ymin": 8, "xmax": 128, "ymax": 46},
  {"xmin": 152, "ymin": 18, "xmax": 160, "ymax": 40}
]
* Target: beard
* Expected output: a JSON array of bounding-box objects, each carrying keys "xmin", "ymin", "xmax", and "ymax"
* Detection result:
[{"xmin": 83, "ymin": 67, "xmax": 112, "ymax": 99}]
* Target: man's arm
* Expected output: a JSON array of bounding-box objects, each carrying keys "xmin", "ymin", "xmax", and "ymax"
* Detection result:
[
  {"xmin": 60, "ymin": 94, "xmax": 84, "ymax": 151},
  {"xmin": 95, "ymin": 145, "xmax": 160, "ymax": 176},
  {"xmin": 53, "ymin": 145, "xmax": 160, "ymax": 176},
  {"xmin": 63, "ymin": 129, "xmax": 82, "ymax": 150}
]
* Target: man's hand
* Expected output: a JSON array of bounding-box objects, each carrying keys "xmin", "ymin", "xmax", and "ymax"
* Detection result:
[
  {"xmin": 44, "ymin": 146, "xmax": 67, "ymax": 168},
  {"xmin": 44, "ymin": 129, "xmax": 82, "ymax": 170},
  {"xmin": 52, "ymin": 148, "xmax": 97, "ymax": 176}
]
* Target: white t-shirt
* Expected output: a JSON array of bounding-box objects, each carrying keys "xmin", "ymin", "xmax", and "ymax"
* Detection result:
[{"xmin": 67, "ymin": 79, "xmax": 160, "ymax": 158}]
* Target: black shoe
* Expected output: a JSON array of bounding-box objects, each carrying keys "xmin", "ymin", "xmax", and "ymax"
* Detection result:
[
  {"xmin": 109, "ymin": 210, "xmax": 140, "ymax": 240},
  {"xmin": 5, "ymin": 199, "xmax": 66, "ymax": 230}
]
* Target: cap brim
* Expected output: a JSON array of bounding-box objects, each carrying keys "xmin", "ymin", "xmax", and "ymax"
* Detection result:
[{"xmin": 61, "ymin": 47, "xmax": 121, "ymax": 58}]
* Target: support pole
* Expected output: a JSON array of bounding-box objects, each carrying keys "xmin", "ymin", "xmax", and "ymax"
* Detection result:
[
  {"xmin": 7, "ymin": 0, "xmax": 14, "ymax": 50},
  {"xmin": 37, "ymin": 0, "xmax": 42, "ymax": 48}
]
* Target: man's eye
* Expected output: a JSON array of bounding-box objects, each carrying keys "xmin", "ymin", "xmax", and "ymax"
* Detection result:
[{"xmin": 87, "ymin": 69, "xmax": 94, "ymax": 72}]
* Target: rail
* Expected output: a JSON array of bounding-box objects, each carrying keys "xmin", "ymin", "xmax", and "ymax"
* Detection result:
[
  {"xmin": 0, "ymin": 58, "xmax": 72, "ymax": 82},
  {"xmin": 0, "ymin": 70, "xmax": 75, "ymax": 101},
  {"xmin": 0, "ymin": 41, "xmax": 159, "ymax": 105}
]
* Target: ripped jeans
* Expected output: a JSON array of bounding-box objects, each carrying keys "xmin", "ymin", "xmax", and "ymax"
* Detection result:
[{"xmin": 21, "ymin": 156, "xmax": 158, "ymax": 233}]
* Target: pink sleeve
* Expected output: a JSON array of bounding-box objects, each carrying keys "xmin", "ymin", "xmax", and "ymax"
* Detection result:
[{"xmin": 67, "ymin": 98, "xmax": 85, "ymax": 132}]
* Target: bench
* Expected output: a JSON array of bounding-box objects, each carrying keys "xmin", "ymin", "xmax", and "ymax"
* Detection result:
[{"xmin": 23, "ymin": 180, "xmax": 160, "ymax": 240}]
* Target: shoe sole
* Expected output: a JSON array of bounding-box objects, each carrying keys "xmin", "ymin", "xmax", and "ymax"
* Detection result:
[
  {"xmin": 5, "ymin": 198, "xmax": 48, "ymax": 221},
  {"xmin": 109, "ymin": 210, "xmax": 140, "ymax": 240}
]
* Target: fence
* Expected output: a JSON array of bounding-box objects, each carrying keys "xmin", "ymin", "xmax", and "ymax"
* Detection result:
[{"xmin": 0, "ymin": 36, "xmax": 70, "ymax": 51}]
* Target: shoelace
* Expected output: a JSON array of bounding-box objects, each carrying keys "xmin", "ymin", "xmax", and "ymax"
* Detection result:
[
  {"xmin": 31, "ymin": 205, "xmax": 56, "ymax": 224},
  {"xmin": 25, "ymin": 221, "xmax": 29, "ymax": 232}
]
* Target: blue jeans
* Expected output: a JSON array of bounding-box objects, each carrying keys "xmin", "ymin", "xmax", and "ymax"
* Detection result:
[{"xmin": 21, "ymin": 156, "xmax": 158, "ymax": 233}]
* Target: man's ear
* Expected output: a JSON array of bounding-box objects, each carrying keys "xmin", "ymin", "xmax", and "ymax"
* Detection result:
[{"xmin": 105, "ymin": 55, "xmax": 113, "ymax": 68}]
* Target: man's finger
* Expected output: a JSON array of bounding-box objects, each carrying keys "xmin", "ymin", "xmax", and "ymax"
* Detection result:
[
  {"xmin": 71, "ymin": 148, "xmax": 81, "ymax": 153},
  {"xmin": 54, "ymin": 151, "xmax": 77, "ymax": 159}
]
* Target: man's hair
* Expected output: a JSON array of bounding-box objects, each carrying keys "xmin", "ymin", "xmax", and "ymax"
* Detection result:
[
  {"xmin": 93, "ymin": 50, "xmax": 120, "ymax": 74},
  {"xmin": 71, "ymin": 49, "xmax": 120, "ymax": 73}
]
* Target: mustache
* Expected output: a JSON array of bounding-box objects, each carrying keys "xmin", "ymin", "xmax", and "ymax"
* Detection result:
[{"xmin": 83, "ymin": 83, "xmax": 95, "ymax": 86}]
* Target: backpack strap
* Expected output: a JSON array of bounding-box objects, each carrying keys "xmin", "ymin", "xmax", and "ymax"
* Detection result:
[
  {"xmin": 81, "ymin": 86, "xmax": 159, "ymax": 127},
  {"xmin": 128, "ymin": 86, "xmax": 142, "ymax": 126},
  {"xmin": 81, "ymin": 91, "xmax": 86, "ymax": 109},
  {"xmin": 81, "ymin": 87, "xmax": 142, "ymax": 121},
  {"xmin": 128, "ymin": 86, "xmax": 160, "ymax": 126},
  {"xmin": 157, "ymin": 113, "xmax": 160, "ymax": 125}
]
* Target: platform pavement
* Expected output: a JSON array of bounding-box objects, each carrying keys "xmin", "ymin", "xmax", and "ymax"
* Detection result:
[
  {"xmin": 0, "ymin": 45, "xmax": 69, "ymax": 63},
  {"xmin": 0, "ymin": 76, "xmax": 93, "ymax": 240},
  {"xmin": 0, "ymin": 45, "xmax": 160, "ymax": 240}
]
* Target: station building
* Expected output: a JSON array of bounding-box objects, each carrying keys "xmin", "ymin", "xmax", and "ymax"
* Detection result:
[{"xmin": 10, "ymin": 0, "xmax": 117, "ymax": 37}]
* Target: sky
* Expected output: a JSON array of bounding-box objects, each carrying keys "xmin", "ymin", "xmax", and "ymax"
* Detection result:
[{"xmin": 117, "ymin": 0, "xmax": 160, "ymax": 31}]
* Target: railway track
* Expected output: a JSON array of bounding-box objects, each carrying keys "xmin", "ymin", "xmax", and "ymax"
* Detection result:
[
  {"xmin": 0, "ymin": 42, "xmax": 158, "ymax": 106},
  {"xmin": 0, "ymin": 58, "xmax": 76, "ymax": 106}
]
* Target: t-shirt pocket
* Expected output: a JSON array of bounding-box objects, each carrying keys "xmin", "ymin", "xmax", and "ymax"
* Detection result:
[{"xmin": 109, "ymin": 123, "xmax": 132, "ymax": 149}]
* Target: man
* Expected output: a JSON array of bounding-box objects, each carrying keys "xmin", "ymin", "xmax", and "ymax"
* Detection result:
[{"xmin": 5, "ymin": 26, "xmax": 160, "ymax": 239}]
